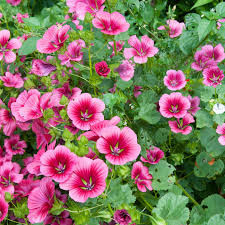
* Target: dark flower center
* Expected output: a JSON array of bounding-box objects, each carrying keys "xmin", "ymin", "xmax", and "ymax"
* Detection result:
[
  {"xmin": 169, "ymin": 105, "xmax": 179, "ymax": 113},
  {"xmin": 55, "ymin": 163, "xmax": 66, "ymax": 174}
]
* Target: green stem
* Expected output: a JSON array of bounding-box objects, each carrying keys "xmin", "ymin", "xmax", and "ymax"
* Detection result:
[
  {"xmin": 65, "ymin": 204, "xmax": 103, "ymax": 213},
  {"xmin": 108, "ymin": 204, "xmax": 114, "ymax": 215},
  {"xmin": 88, "ymin": 45, "xmax": 96, "ymax": 95},
  {"xmin": 215, "ymin": 87, "xmax": 217, "ymax": 98},
  {"xmin": 175, "ymin": 181, "xmax": 199, "ymax": 206},
  {"xmin": 113, "ymin": 40, "xmax": 117, "ymax": 56},
  {"xmin": 137, "ymin": 194, "xmax": 153, "ymax": 212},
  {"xmin": 1, "ymin": 60, "xmax": 3, "ymax": 75},
  {"xmin": 169, "ymin": 131, "xmax": 171, "ymax": 148},
  {"xmin": 6, "ymin": 218, "xmax": 26, "ymax": 224}
]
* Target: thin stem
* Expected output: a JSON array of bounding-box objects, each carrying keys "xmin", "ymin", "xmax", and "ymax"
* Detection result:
[
  {"xmin": 1, "ymin": 60, "xmax": 3, "ymax": 75},
  {"xmin": 175, "ymin": 181, "xmax": 199, "ymax": 206},
  {"xmin": 177, "ymin": 170, "xmax": 194, "ymax": 182},
  {"xmin": 113, "ymin": 40, "xmax": 117, "ymax": 56},
  {"xmin": 108, "ymin": 204, "xmax": 114, "ymax": 215},
  {"xmin": 65, "ymin": 204, "xmax": 103, "ymax": 213},
  {"xmin": 137, "ymin": 194, "xmax": 153, "ymax": 212},
  {"xmin": 88, "ymin": 45, "xmax": 96, "ymax": 95},
  {"xmin": 6, "ymin": 218, "xmax": 26, "ymax": 224},
  {"xmin": 215, "ymin": 87, "xmax": 217, "ymax": 98}
]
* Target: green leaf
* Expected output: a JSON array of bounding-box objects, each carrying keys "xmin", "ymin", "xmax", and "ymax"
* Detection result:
[
  {"xmin": 185, "ymin": 13, "xmax": 201, "ymax": 29},
  {"xmin": 106, "ymin": 178, "xmax": 136, "ymax": 207},
  {"xmin": 115, "ymin": 31, "xmax": 130, "ymax": 41},
  {"xmin": 207, "ymin": 214, "xmax": 225, "ymax": 225},
  {"xmin": 18, "ymin": 37, "xmax": 40, "ymax": 56},
  {"xmin": 23, "ymin": 17, "xmax": 41, "ymax": 27},
  {"xmin": 216, "ymin": 2, "xmax": 225, "ymax": 17},
  {"xmin": 179, "ymin": 31, "xmax": 199, "ymax": 55},
  {"xmin": 200, "ymin": 127, "xmax": 225, "ymax": 156},
  {"xmin": 191, "ymin": 0, "xmax": 214, "ymax": 10},
  {"xmin": 141, "ymin": 4, "xmax": 154, "ymax": 23},
  {"xmin": 154, "ymin": 128, "xmax": 169, "ymax": 145},
  {"xmin": 12, "ymin": 199, "xmax": 29, "ymax": 218},
  {"xmin": 116, "ymin": 78, "xmax": 133, "ymax": 90},
  {"xmin": 194, "ymin": 152, "xmax": 224, "ymax": 178},
  {"xmin": 62, "ymin": 129, "xmax": 74, "ymax": 142},
  {"xmin": 43, "ymin": 108, "xmax": 54, "ymax": 122},
  {"xmin": 136, "ymin": 104, "xmax": 161, "ymax": 125},
  {"xmin": 197, "ymin": 19, "xmax": 215, "ymax": 41},
  {"xmin": 60, "ymin": 95, "xmax": 69, "ymax": 105},
  {"xmin": 195, "ymin": 110, "xmax": 213, "ymax": 128},
  {"xmin": 149, "ymin": 160, "xmax": 175, "ymax": 191},
  {"xmin": 153, "ymin": 192, "xmax": 190, "ymax": 225},
  {"xmin": 200, "ymin": 86, "xmax": 214, "ymax": 102}
]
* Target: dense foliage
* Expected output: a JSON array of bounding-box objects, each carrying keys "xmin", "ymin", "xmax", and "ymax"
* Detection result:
[{"xmin": 1, "ymin": 0, "xmax": 225, "ymax": 224}]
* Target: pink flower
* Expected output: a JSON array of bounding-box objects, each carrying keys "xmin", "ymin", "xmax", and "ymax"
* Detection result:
[
  {"xmin": 4, "ymin": 134, "xmax": 27, "ymax": 155},
  {"xmin": 79, "ymin": 116, "xmax": 120, "ymax": 141},
  {"xmin": 187, "ymin": 95, "xmax": 200, "ymax": 116},
  {"xmin": 202, "ymin": 66, "xmax": 224, "ymax": 87},
  {"xmin": 67, "ymin": 0, "xmax": 105, "ymax": 20},
  {"xmin": 201, "ymin": 44, "xmax": 225, "ymax": 62},
  {"xmin": 159, "ymin": 92, "xmax": 191, "ymax": 118},
  {"xmin": 28, "ymin": 177, "xmax": 55, "ymax": 224},
  {"xmin": 67, "ymin": 93, "xmax": 105, "ymax": 130},
  {"xmin": 0, "ymin": 192, "xmax": 8, "ymax": 223},
  {"xmin": 95, "ymin": 61, "xmax": 110, "ymax": 77},
  {"xmin": 168, "ymin": 113, "xmax": 195, "ymax": 135},
  {"xmin": 158, "ymin": 20, "xmax": 185, "ymax": 38},
  {"xmin": 115, "ymin": 60, "xmax": 135, "ymax": 81},
  {"xmin": 108, "ymin": 41, "xmax": 125, "ymax": 57},
  {"xmin": 0, "ymin": 162, "xmax": 23, "ymax": 194},
  {"xmin": 40, "ymin": 145, "xmax": 78, "ymax": 183},
  {"xmin": 164, "ymin": 70, "xmax": 186, "ymax": 91},
  {"xmin": 11, "ymin": 89, "xmax": 56, "ymax": 122},
  {"xmin": 141, "ymin": 146, "xmax": 164, "ymax": 164},
  {"xmin": 96, "ymin": 126, "xmax": 141, "ymax": 165},
  {"xmin": 191, "ymin": 50, "xmax": 217, "ymax": 71},
  {"xmin": 217, "ymin": 18, "xmax": 225, "ymax": 29},
  {"xmin": 14, "ymin": 13, "xmax": 29, "ymax": 23},
  {"xmin": 52, "ymin": 82, "xmax": 82, "ymax": 106},
  {"xmin": 114, "ymin": 209, "xmax": 132, "ymax": 225},
  {"xmin": 6, "ymin": 0, "xmax": 21, "ymax": 6},
  {"xmin": 44, "ymin": 210, "xmax": 72, "ymax": 225},
  {"xmin": 30, "ymin": 59, "xmax": 56, "ymax": 76},
  {"xmin": 0, "ymin": 72, "xmax": 24, "ymax": 88},
  {"xmin": 37, "ymin": 25, "xmax": 70, "ymax": 54},
  {"xmin": 134, "ymin": 86, "xmax": 142, "ymax": 98},
  {"xmin": 58, "ymin": 40, "xmax": 86, "ymax": 67},
  {"xmin": 0, "ymin": 30, "xmax": 22, "ymax": 64},
  {"xmin": 216, "ymin": 123, "xmax": 225, "ymax": 145},
  {"xmin": 27, "ymin": 148, "xmax": 46, "ymax": 176},
  {"xmin": 92, "ymin": 11, "xmax": 130, "ymax": 35},
  {"xmin": 131, "ymin": 161, "xmax": 152, "ymax": 192},
  {"xmin": 124, "ymin": 35, "xmax": 158, "ymax": 64},
  {"xmin": 15, "ymin": 178, "xmax": 40, "ymax": 197},
  {"xmin": 60, "ymin": 157, "xmax": 108, "ymax": 203}
]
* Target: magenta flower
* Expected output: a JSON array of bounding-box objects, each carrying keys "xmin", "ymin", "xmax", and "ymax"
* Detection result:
[
  {"xmin": 0, "ymin": 161, "xmax": 23, "ymax": 194},
  {"xmin": 0, "ymin": 30, "xmax": 22, "ymax": 64},
  {"xmin": 4, "ymin": 134, "xmax": 27, "ymax": 155},
  {"xmin": 28, "ymin": 177, "xmax": 55, "ymax": 224},
  {"xmin": 217, "ymin": 18, "xmax": 225, "ymax": 29},
  {"xmin": 58, "ymin": 40, "xmax": 86, "ymax": 67},
  {"xmin": 108, "ymin": 41, "xmax": 125, "ymax": 57},
  {"xmin": 6, "ymin": 0, "xmax": 21, "ymax": 6},
  {"xmin": 79, "ymin": 116, "xmax": 120, "ymax": 141},
  {"xmin": 92, "ymin": 11, "xmax": 130, "ymax": 35},
  {"xmin": 60, "ymin": 157, "xmax": 108, "ymax": 203},
  {"xmin": 164, "ymin": 70, "xmax": 186, "ymax": 91},
  {"xmin": 201, "ymin": 44, "xmax": 225, "ymax": 63},
  {"xmin": 202, "ymin": 67, "xmax": 224, "ymax": 87},
  {"xmin": 96, "ymin": 126, "xmax": 141, "ymax": 165},
  {"xmin": 40, "ymin": 145, "xmax": 78, "ymax": 183},
  {"xmin": 14, "ymin": 13, "xmax": 29, "ymax": 23},
  {"xmin": 124, "ymin": 35, "xmax": 158, "ymax": 64},
  {"xmin": 141, "ymin": 146, "xmax": 164, "ymax": 164},
  {"xmin": 216, "ymin": 123, "xmax": 225, "ymax": 145},
  {"xmin": 158, "ymin": 20, "xmax": 185, "ymax": 38},
  {"xmin": 30, "ymin": 59, "xmax": 56, "ymax": 76},
  {"xmin": 95, "ymin": 61, "xmax": 111, "ymax": 77},
  {"xmin": 114, "ymin": 209, "xmax": 132, "ymax": 225},
  {"xmin": 67, "ymin": 0, "xmax": 105, "ymax": 20},
  {"xmin": 0, "ymin": 192, "xmax": 8, "ymax": 223},
  {"xmin": 44, "ymin": 210, "xmax": 72, "ymax": 225},
  {"xmin": 168, "ymin": 113, "xmax": 195, "ymax": 135},
  {"xmin": 159, "ymin": 92, "xmax": 191, "ymax": 118},
  {"xmin": 67, "ymin": 93, "xmax": 105, "ymax": 130},
  {"xmin": 0, "ymin": 72, "xmax": 24, "ymax": 88},
  {"xmin": 37, "ymin": 25, "xmax": 70, "ymax": 54},
  {"xmin": 134, "ymin": 85, "xmax": 142, "ymax": 98},
  {"xmin": 187, "ymin": 95, "xmax": 200, "ymax": 116},
  {"xmin": 115, "ymin": 60, "xmax": 135, "ymax": 81},
  {"xmin": 191, "ymin": 50, "xmax": 217, "ymax": 71},
  {"xmin": 131, "ymin": 161, "xmax": 152, "ymax": 192}
]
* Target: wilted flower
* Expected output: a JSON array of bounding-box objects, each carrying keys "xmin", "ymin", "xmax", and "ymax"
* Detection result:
[
  {"xmin": 115, "ymin": 60, "xmax": 135, "ymax": 81},
  {"xmin": 95, "ymin": 61, "xmax": 111, "ymax": 77},
  {"xmin": 30, "ymin": 59, "xmax": 56, "ymax": 76},
  {"xmin": 114, "ymin": 209, "xmax": 132, "ymax": 225}
]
